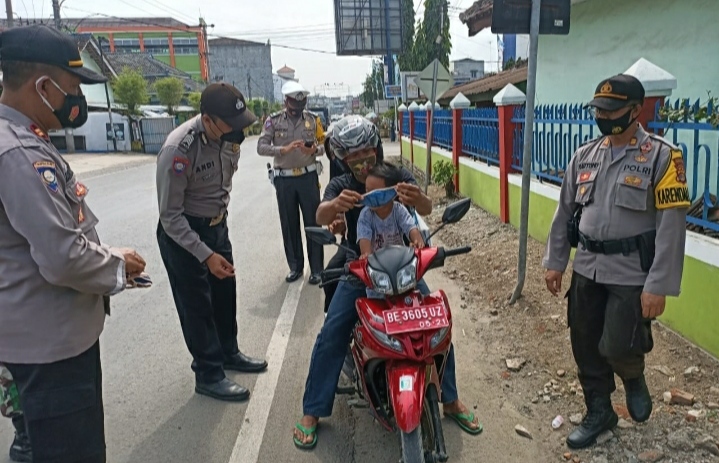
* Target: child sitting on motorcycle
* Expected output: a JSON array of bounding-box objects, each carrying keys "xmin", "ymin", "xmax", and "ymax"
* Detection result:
[{"xmin": 357, "ymin": 163, "xmax": 425, "ymax": 298}]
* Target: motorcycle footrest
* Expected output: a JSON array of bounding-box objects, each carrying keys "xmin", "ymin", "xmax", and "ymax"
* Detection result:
[
  {"xmin": 347, "ymin": 398, "xmax": 369, "ymax": 408},
  {"xmin": 336, "ymin": 385, "xmax": 355, "ymax": 395}
]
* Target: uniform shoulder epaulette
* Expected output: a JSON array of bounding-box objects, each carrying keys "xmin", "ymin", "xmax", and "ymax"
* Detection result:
[
  {"xmin": 647, "ymin": 132, "xmax": 679, "ymax": 150},
  {"xmin": 576, "ymin": 135, "xmax": 605, "ymax": 152},
  {"xmin": 178, "ymin": 129, "xmax": 196, "ymax": 154},
  {"xmin": 269, "ymin": 111, "xmax": 283, "ymax": 119}
]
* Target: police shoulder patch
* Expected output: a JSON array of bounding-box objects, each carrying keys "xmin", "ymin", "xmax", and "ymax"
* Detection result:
[
  {"xmin": 172, "ymin": 157, "xmax": 190, "ymax": 175},
  {"xmin": 654, "ymin": 148, "xmax": 690, "ymax": 210},
  {"xmin": 33, "ymin": 160, "xmax": 58, "ymax": 193}
]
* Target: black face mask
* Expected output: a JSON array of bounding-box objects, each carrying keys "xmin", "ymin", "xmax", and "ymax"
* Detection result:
[
  {"xmin": 220, "ymin": 130, "xmax": 245, "ymax": 145},
  {"xmin": 36, "ymin": 77, "xmax": 89, "ymax": 129},
  {"xmin": 286, "ymin": 97, "xmax": 307, "ymax": 117},
  {"xmin": 595, "ymin": 109, "xmax": 637, "ymax": 136}
]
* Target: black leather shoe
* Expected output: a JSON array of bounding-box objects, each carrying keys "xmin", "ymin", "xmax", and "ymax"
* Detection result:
[
  {"xmin": 9, "ymin": 416, "xmax": 32, "ymax": 463},
  {"xmin": 566, "ymin": 394, "xmax": 618, "ymax": 449},
  {"xmin": 224, "ymin": 352, "xmax": 268, "ymax": 373},
  {"xmin": 286, "ymin": 270, "xmax": 302, "ymax": 283},
  {"xmin": 308, "ymin": 273, "xmax": 322, "ymax": 285},
  {"xmin": 195, "ymin": 378, "xmax": 250, "ymax": 402},
  {"xmin": 624, "ymin": 375, "xmax": 652, "ymax": 422}
]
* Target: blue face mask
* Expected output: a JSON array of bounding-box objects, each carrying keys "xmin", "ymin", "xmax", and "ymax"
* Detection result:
[{"xmin": 360, "ymin": 187, "xmax": 397, "ymax": 208}]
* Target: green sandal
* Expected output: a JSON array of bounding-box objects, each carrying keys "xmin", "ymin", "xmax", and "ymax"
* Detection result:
[
  {"xmin": 445, "ymin": 412, "xmax": 484, "ymax": 435},
  {"xmin": 293, "ymin": 422, "xmax": 318, "ymax": 450}
]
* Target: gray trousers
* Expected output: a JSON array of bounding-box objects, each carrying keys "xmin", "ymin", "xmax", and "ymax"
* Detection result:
[{"xmin": 274, "ymin": 171, "xmax": 324, "ymax": 274}]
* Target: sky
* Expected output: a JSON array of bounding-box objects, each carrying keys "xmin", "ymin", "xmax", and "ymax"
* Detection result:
[{"xmin": 20, "ymin": 0, "xmax": 500, "ymax": 96}]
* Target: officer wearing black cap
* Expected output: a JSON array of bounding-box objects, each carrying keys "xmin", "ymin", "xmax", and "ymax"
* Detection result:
[
  {"xmin": 544, "ymin": 74, "xmax": 689, "ymax": 449},
  {"xmin": 0, "ymin": 24, "xmax": 147, "ymax": 462},
  {"xmin": 156, "ymin": 82, "xmax": 268, "ymax": 402}
]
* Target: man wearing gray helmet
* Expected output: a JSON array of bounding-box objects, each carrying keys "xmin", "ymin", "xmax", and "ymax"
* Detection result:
[{"xmin": 292, "ymin": 115, "xmax": 482, "ymax": 449}]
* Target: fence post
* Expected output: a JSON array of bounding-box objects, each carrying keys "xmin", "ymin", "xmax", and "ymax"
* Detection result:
[
  {"xmin": 450, "ymin": 92, "xmax": 471, "ymax": 194},
  {"xmin": 408, "ymin": 102, "xmax": 419, "ymax": 169},
  {"xmin": 397, "ymin": 104, "xmax": 407, "ymax": 159},
  {"xmin": 624, "ymin": 58, "xmax": 677, "ymax": 136},
  {"xmin": 425, "ymin": 101, "xmax": 439, "ymax": 182},
  {"xmin": 493, "ymin": 84, "xmax": 527, "ymax": 224}
]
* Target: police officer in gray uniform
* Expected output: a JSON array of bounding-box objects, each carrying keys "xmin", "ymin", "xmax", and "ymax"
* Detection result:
[
  {"xmin": 156, "ymin": 83, "xmax": 268, "ymax": 402},
  {"xmin": 258, "ymin": 81, "xmax": 325, "ymax": 284},
  {"xmin": 544, "ymin": 75, "xmax": 689, "ymax": 449},
  {"xmin": 0, "ymin": 24, "xmax": 147, "ymax": 462}
]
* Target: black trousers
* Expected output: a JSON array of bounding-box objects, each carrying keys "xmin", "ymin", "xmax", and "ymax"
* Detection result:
[
  {"xmin": 568, "ymin": 271, "xmax": 654, "ymax": 396},
  {"xmin": 274, "ymin": 172, "xmax": 324, "ymax": 274},
  {"xmin": 323, "ymin": 244, "xmax": 348, "ymax": 313},
  {"xmin": 4, "ymin": 342, "xmax": 105, "ymax": 463},
  {"xmin": 157, "ymin": 217, "xmax": 239, "ymax": 384}
]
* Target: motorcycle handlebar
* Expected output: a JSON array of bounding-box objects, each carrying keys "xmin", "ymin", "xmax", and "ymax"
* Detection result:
[
  {"xmin": 321, "ymin": 268, "xmax": 347, "ymax": 280},
  {"xmin": 443, "ymin": 246, "xmax": 472, "ymax": 258}
]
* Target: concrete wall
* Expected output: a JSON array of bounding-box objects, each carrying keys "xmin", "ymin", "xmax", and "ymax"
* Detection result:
[
  {"xmin": 209, "ymin": 43, "xmax": 273, "ymax": 102},
  {"xmin": 402, "ymin": 137, "xmax": 719, "ymax": 358},
  {"xmin": 536, "ymin": 0, "xmax": 719, "ymax": 103}
]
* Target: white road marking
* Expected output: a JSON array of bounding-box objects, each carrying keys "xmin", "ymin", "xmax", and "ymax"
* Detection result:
[{"xmin": 228, "ymin": 277, "xmax": 306, "ymax": 463}]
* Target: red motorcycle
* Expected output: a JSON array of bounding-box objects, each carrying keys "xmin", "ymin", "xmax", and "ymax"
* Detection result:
[{"xmin": 306, "ymin": 198, "xmax": 472, "ymax": 463}]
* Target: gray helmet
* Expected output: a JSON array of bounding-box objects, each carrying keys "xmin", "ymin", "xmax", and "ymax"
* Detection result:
[{"xmin": 328, "ymin": 115, "xmax": 379, "ymax": 160}]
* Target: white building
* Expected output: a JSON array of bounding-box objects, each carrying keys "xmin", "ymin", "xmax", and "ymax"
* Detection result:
[{"xmin": 272, "ymin": 65, "xmax": 299, "ymax": 103}]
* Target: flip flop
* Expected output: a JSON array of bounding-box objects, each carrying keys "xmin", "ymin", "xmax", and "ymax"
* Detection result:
[
  {"xmin": 445, "ymin": 412, "xmax": 484, "ymax": 435},
  {"xmin": 293, "ymin": 422, "xmax": 318, "ymax": 450}
]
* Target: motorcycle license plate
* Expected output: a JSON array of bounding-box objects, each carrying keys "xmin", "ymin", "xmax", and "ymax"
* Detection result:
[{"xmin": 383, "ymin": 305, "xmax": 449, "ymax": 335}]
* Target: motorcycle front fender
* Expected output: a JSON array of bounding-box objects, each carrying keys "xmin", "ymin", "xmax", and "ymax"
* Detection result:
[{"xmin": 387, "ymin": 362, "xmax": 426, "ymax": 434}]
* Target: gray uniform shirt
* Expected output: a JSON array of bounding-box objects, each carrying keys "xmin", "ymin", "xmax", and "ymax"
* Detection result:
[
  {"xmin": 257, "ymin": 109, "xmax": 325, "ymax": 169},
  {"xmin": 543, "ymin": 125, "xmax": 689, "ymax": 296},
  {"xmin": 0, "ymin": 104, "xmax": 125, "ymax": 364},
  {"xmin": 156, "ymin": 115, "xmax": 241, "ymax": 263}
]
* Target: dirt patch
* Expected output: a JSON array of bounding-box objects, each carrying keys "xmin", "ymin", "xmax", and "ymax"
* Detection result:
[{"xmin": 394, "ymin": 156, "xmax": 719, "ymax": 463}]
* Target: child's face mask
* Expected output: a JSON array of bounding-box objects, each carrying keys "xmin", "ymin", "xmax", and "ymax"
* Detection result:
[{"xmin": 360, "ymin": 187, "xmax": 397, "ymax": 208}]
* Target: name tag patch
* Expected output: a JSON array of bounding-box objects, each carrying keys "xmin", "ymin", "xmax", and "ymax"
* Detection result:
[{"xmin": 34, "ymin": 161, "xmax": 58, "ymax": 193}]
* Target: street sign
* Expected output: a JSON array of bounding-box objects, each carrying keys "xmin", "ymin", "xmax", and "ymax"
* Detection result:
[
  {"xmin": 385, "ymin": 85, "xmax": 402, "ymax": 99},
  {"xmin": 414, "ymin": 59, "xmax": 454, "ymax": 102},
  {"xmin": 491, "ymin": 0, "xmax": 570, "ymax": 35}
]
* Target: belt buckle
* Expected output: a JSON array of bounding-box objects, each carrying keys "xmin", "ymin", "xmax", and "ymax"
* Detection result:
[
  {"xmin": 209, "ymin": 214, "xmax": 224, "ymax": 226},
  {"xmin": 292, "ymin": 167, "xmax": 303, "ymax": 176}
]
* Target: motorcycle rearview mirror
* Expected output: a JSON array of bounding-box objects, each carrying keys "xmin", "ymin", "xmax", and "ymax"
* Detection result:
[
  {"xmin": 305, "ymin": 227, "xmax": 337, "ymax": 246},
  {"xmin": 427, "ymin": 197, "xmax": 472, "ymax": 242},
  {"xmin": 442, "ymin": 197, "xmax": 471, "ymax": 224}
]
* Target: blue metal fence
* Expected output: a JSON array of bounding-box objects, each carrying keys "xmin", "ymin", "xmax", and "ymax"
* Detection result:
[
  {"xmin": 414, "ymin": 111, "xmax": 427, "ymax": 142},
  {"xmin": 648, "ymin": 99, "xmax": 719, "ymax": 234},
  {"xmin": 512, "ymin": 104, "xmax": 599, "ymax": 184},
  {"xmin": 432, "ymin": 110, "xmax": 453, "ymax": 150},
  {"xmin": 402, "ymin": 112, "xmax": 410, "ymax": 136},
  {"xmin": 462, "ymin": 108, "xmax": 500, "ymax": 165}
]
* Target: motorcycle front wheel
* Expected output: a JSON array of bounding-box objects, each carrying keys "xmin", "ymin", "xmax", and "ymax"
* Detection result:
[{"xmin": 399, "ymin": 398, "xmax": 435, "ymax": 463}]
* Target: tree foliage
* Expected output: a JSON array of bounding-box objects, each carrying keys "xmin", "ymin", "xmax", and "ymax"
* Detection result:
[
  {"xmin": 154, "ymin": 77, "xmax": 185, "ymax": 115},
  {"xmin": 111, "ymin": 68, "xmax": 149, "ymax": 115},
  {"xmin": 362, "ymin": 0, "xmax": 452, "ymax": 105},
  {"xmin": 187, "ymin": 92, "xmax": 201, "ymax": 112}
]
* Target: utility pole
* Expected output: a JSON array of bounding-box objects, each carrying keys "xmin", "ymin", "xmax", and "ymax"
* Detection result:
[
  {"xmin": 424, "ymin": 1, "xmax": 446, "ymax": 194},
  {"xmin": 51, "ymin": 0, "xmax": 76, "ymax": 154},
  {"xmin": 509, "ymin": 0, "xmax": 542, "ymax": 305},
  {"xmin": 247, "ymin": 72, "xmax": 251, "ymax": 100},
  {"xmin": 5, "ymin": 0, "xmax": 13, "ymax": 27}
]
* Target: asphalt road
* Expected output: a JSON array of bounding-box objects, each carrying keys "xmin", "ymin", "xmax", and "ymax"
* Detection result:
[{"xmin": 0, "ymin": 138, "xmax": 548, "ymax": 463}]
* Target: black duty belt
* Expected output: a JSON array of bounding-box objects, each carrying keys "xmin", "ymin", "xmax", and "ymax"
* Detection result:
[
  {"xmin": 184, "ymin": 212, "xmax": 227, "ymax": 227},
  {"xmin": 578, "ymin": 232, "xmax": 641, "ymax": 256}
]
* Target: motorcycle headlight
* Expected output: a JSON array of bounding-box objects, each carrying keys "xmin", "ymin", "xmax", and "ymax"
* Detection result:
[
  {"xmin": 368, "ymin": 266, "xmax": 393, "ymax": 295},
  {"xmin": 396, "ymin": 257, "xmax": 418, "ymax": 294},
  {"xmin": 430, "ymin": 326, "xmax": 450, "ymax": 350},
  {"xmin": 367, "ymin": 322, "xmax": 404, "ymax": 353}
]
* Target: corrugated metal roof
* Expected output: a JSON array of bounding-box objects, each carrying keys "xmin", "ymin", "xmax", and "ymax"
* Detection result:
[
  {"xmin": 439, "ymin": 65, "xmax": 528, "ymax": 103},
  {"xmin": 209, "ymin": 37, "xmax": 265, "ymax": 47}
]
